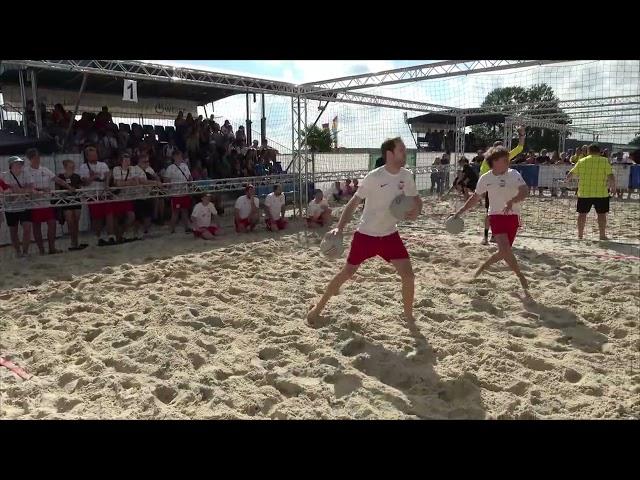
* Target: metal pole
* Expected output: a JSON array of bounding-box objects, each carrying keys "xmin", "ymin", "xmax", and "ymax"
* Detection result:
[
  {"xmin": 63, "ymin": 72, "xmax": 88, "ymax": 151},
  {"xmin": 18, "ymin": 69, "xmax": 28, "ymax": 136},
  {"xmin": 291, "ymin": 97, "xmax": 297, "ymax": 219},
  {"xmin": 261, "ymin": 93, "xmax": 266, "ymax": 145},
  {"xmin": 303, "ymin": 97, "xmax": 309, "ymax": 211},
  {"xmin": 30, "ymin": 70, "xmax": 42, "ymax": 139},
  {"xmin": 245, "ymin": 93, "xmax": 252, "ymax": 146}
]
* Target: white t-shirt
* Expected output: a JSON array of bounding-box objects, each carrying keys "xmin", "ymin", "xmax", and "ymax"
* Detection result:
[
  {"xmin": 475, "ymin": 168, "xmax": 527, "ymax": 215},
  {"xmin": 234, "ymin": 195, "xmax": 259, "ymax": 220},
  {"xmin": 163, "ymin": 163, "xmax": 191, "ymax": 194},
  {"xmin": 354, "ymin": 166, "xmax": 418, "ymax": 237},
  {"xmin": 79, "ymin": 161, "xmax": 110, "ymax": 192},
  {"xmin": 25, "ymin": 165, "xmax": 56, "ymax": 207},
  {"xmin": 264, "ymin": 192, "xmax": 285, "ymax": 219},
  {"xmin": 112, "ymin": 165, "xmax": 146, "ymax": 197},
  {"xmin": 191, "ymin": 202, "xmax": 218, "ymax": 228},
  {"xmin": 1, "ymin": 169, "xmax": 34, "ymax": 210},
  {"xmin": 308, "ymin": 198, "xmax": 329, "ymax": 217},
  {"xmin": 163, "ymin": 163, "xmax": 192, "ymax": 183}
]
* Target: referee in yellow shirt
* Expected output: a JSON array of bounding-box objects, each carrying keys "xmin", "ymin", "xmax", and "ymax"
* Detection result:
[
  {"xmin": 479, "ymin": 126, "xmax": 526, "ymax": 244},
  {"xmin": 566, "ymin": 144, "xmax": 616, "ymax": 240}
]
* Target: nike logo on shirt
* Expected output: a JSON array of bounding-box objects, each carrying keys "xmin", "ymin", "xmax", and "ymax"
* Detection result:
[{"xmin": 380, "ymin": 184, "xmax": 388, "ymax": 187}]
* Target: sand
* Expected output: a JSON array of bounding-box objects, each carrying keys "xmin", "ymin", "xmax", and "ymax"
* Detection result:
[{"xmin": 0, "ymin": 197, "xmax": 639, "ymax": 419}]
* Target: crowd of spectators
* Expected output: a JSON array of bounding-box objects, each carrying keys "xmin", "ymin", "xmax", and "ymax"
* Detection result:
[{"xmin": 14, "ymin": 102, "xmax": 283, "ymax": 181}]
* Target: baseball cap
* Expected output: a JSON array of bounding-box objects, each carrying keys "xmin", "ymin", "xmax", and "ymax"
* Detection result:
[{"xmin": 8, "ymin": 156, "xmax": 24, "ymax": 165}]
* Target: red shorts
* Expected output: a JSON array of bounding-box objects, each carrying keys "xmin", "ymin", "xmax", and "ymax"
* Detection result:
[
  {"xmin": 235, "ymin": 217, "xmax": 254, "ymax": 232},
  {"xmin": 88, "ymin": 202, "xmax": 111, "ymax": 220},
  {"xmin": 489, "ymin": 214, "xmax": 520, "ymax": 246},
  {"xmin": 266, "ymin": 218, "xmax": 288, "ymax": 231},
  {"xmin": 171, "ymin": 196, "xmax": 192, "ymax": 210},
  {"xmin": 193, "ymin": 225, "xmax": 219, "ymax": 237},
  {"xmin": 347, "ymin": 231, "xmax": 409, "ymax": 266},
  {"xmin": 307, "ymin": 217, "xmax": 324, "ymax": 227},
  {"xmin": 111, "ymin": 201, "xmax": 134, "ymax": 216},
  {"xmin": 30, "ymin": 207, "xmax": 55, "ymax": 223}
]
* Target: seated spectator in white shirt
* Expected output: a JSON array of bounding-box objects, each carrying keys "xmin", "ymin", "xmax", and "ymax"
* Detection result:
[
  {"xmin": 307, "ymin": 189, "xmax": 332, "ymax": 228},
  {"xmin": 191, "ymin": 194, "xmax": 220, "ymax": 240},
  {"xmin": 111, "ymin": 151, "xmax": 145, "ymax": 243},
  {"xmin": 352, "ymin": 178, "xmax": 359, "ymax": 193},
  {"xmin": 264, "ymin": 184, "xmax": 288, "ymax": 231},
  {"xmin": 1, "ymin": 156, "xmax": 34, "ymax": 257},
  {"xmin": 25, "ymin": 148, "xmax": 68, "ymax": 254},
  {"xmin": 234, "ymin": 184, "xmax": 260, "ymax": 233},
  {"xmin": 162, "ymin": 150, "xmax": 193, "ymax": 234}
]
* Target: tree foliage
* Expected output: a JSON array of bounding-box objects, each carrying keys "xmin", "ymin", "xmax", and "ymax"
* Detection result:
[
  {"xmin": 471, "ymin": 83, "xmax": 571, "ymax": 152},
  {"xmin": 630, "ymin": 134, "xmax": 640, "ymax": 146},
  {"xmin": 303, "ymin": 125, "xmax": 333, "ymax": 152}
]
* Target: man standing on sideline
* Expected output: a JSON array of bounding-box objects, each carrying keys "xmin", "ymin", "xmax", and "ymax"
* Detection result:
[
  {"xmin": 264, "ymin": 184, "xmax": 288, "ymax": 231},
  {"xmin": 79, "ymin": 144, "xmax": 116, "ymax": 246},
  {"xmin": 1, "ymin": 157, "xmax": 34, "ymax": 257},
  {"xmin": 307, "ymin": 137, "xmax": 422, "ymax": 324},
  {"xmin": 163, "ymin": 150, "xmax": 193, "ymax": 234},
  {"xmin": 24, "ymin": 148, "xmax": 68, "ymax": 254},
  {"xmin": 566, "ymin": 144, "xmax": 615, "ymax": 240}
]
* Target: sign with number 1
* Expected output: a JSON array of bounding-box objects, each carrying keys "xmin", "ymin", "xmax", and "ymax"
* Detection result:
[{"xmin": 123, "ymin": 79, "xmax": 138, "ymax": 102}]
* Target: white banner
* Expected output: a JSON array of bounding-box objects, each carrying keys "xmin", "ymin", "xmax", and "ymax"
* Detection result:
[
  {"xmin": 123, "ymin": 79, "xmax": 138, "ymax": 103},
  {"xmin": 1, "ymin": 85, "xmax": 198, "ymax": 119}
]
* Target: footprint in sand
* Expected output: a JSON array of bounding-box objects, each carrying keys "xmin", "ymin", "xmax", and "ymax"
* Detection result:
[
  {"xmin": 196, "ymin": 339, "xmax": 217, "ymax": 354},
  {"xmin": 188, "ymin": 353, "xmax": 206, "ymax": 370},
  {"xmin": 123, "ymin": 330, "xmax": 145, "ymax": 341},
  {"xmin": 325, "ymin": 373, "xmax": 362, "ymax": 398},
  {"xmin": 258, "ymin": 346, "xmax": 282, "ymax": 360},
  {"xmin": 55, "ymin": 397, "xmax": 82, "ymax": 413},
  {"xmin": 564, "ymin": 368, "xmax": 582, "ymax": 383},
  {"xmin": 84, "ymin": 329, "xmax": 103, "ymax": 342},
  {"xmin": 154, "ymin": 385, "xmax": 178, "ymax": 404}
]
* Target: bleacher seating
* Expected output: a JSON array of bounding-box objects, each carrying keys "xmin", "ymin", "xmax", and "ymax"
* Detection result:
[
  {"xmin": 154, "ymin": 125, "xmax": 167, "ymax": 142},
  {"xmin": 2, "ymin": 120, "xmax": 20, "ymax": 133},
  {"xmin": 143, "ymin": 125, "xmax": 154, "ymax": 136},
  {"xmin": 119, "ymin": 123, "xmax": 131, "ymax": 133}
]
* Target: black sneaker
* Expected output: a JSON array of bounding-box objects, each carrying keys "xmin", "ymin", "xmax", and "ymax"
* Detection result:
[
  {"xmin": 98, "ymin": 239, "xmax": 108, "ymax": 247},
  {"xmin": 108, "ymin": 238, "xmax": 116, "ymax": 245}
]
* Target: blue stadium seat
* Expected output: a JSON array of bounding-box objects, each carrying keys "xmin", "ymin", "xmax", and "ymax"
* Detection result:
[{"xmin": 119, "ymin": 123, "xmax": 131, "ymax": 133}]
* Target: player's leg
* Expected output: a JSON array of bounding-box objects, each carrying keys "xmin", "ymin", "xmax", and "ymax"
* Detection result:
[
  {"xmin": 576, "ymin": 198, "xmax": 591, "ymax": 239},
  {"xmin": 390, "ymin": 258, "xmax": 415, "ymax": 321},
  {"xmin": 595, "ymin": 197, "xmax": 610, "ymax": 240},
  {"xmin": 307, "ymin": 262, "xmax": 360, "ymax": 322},
  {"xmin": 32, "ymin": 220, "xmax": 45, "ymax": 254},
  {"xmin": 495, "ymin": 233, "xmax": 529, "ymax": 293},
  {"xmin": 21, "ymin": 220, "xmax": 32, "ymax": 256},
  {"xmin": 46, "ymin": 218, "xmax": 59, "ymax": 253}
]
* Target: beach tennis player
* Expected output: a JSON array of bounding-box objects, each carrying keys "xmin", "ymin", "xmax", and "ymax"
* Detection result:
[
  {"xmin": 452, "ymin": 145, "xmax": 530, "ymax": 295},
  {"xmin": 307, "ymin": 137, "xmax": 422, "ymax": 324},
  {"xmin": 479, "ymin": 126, "xmax": 526, "ymax": 244}
]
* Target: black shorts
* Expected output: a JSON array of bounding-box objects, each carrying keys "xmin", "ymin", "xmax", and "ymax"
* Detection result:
[
  {"xmin": 5, "ymin": 210, "xmax": 31, "ymax": 227},
  {"xmin": 576, "ymin": 197, "xmax": 610, "ymax": 214},
  {"xmin": 134, "ymin": 199, "xmax": 154, "ymax": 219},
  {"xmin": 484, "ymin": 192, "xmax": 490, "ymax": 210}
]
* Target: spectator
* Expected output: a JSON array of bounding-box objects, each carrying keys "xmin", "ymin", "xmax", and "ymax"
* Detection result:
[
  {"xmin": 264, "ymin": 184, "xmax": 288, "ymax": 231},
  {"xmin": 95, "ymin": 106, "xmax": 113, "ymax": 132},
  {"xmin": 163, "ymin": 150, "xmax": 193, "ymax": 234},
  {"xmin": 236, "ymin": 126, "xmax": 246, "ymax": 146},
  {"xmin": 331, "ymin": 181, "xmax": 343, "ymax": 202},
  {"xmin": 98, "ymin": 128, "xmax": 118, "ymax": 162},
  {"xmin": 135, "ymin": 152, "xmax": 162, "ymax": 237},
  {"xmin": 25, "ymin": 148, "xmax": 67, "ymax": 254},
  {"xmin": 56, "ymin": 159, "xmax": 86, "ymax": 250},
  {"xmin": 1, "ymin": 157, "xmax": 34, "ymax": 257},
  {"xmin": 536, "ymin": 149, "xmax": 551, "ymax": 165},
  {"xmin": 374, "ymin": 156, "xmax": 385, "ymax": 168},
  {"xmin": 110, "ymin": 152, "xmax": 141, "ymax": 243},
  {"xmin": 221, "ymin": 120, "xmax": 233, "ymax": 139},
  {"xmin": 306, "ymin": 189, "xmax": 332, "ymax": 228},
  {"xmin": 234, "ymin": 184, "xmax": 259, "ymax": 233},
  {"xmin": 352, "ymin": 178, "xmax": 359, "ymax": 193},
  {"xmin": 191, "ymin": 193, "xmax": 220, "ymax": 240},
  {"xmin": 472, "ymin": 150, "xmax": 484, "ymax": 165},
  {"xmin": 551, "ymin": 151, "xmax": 561, "ymax": 164},
  {"xmin": 566, "ymin": 144, "xmax": 616, "ymax": 240},
  {"xmin": 525, "ymin": 151, "xmax": 537, "ymax": 165},
  {"xmin": 343, "ymin": 178, "xmax": 354, "ymax": 197},
  {"xmin": 430, "ymin": 158, "xmax": 443, "ymax": 195},
  {"xmin": 79, "ymin": 143, "xmax": 116, "ymax": 246}
]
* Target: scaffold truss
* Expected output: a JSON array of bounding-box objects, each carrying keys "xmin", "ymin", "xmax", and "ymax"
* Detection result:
[
  {"xmin": 299, "ymin": 60, "xmax": 571, "ymax": 93},
  {"xmin": 0, "ymin": 175, "xmax": 296, "ymax": 213}
]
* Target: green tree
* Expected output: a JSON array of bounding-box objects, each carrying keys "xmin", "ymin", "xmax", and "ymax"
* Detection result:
[
  {"xmin": 630, "ymin": 134, "xmax": 640, "ymax": 146},
  {"xmin": 303, "ymin": 125, "xmax": 333, "ymax": 152},
  {"xmin": 471, "ymin": 83, "xmax": 571, "ymax": 152}
]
